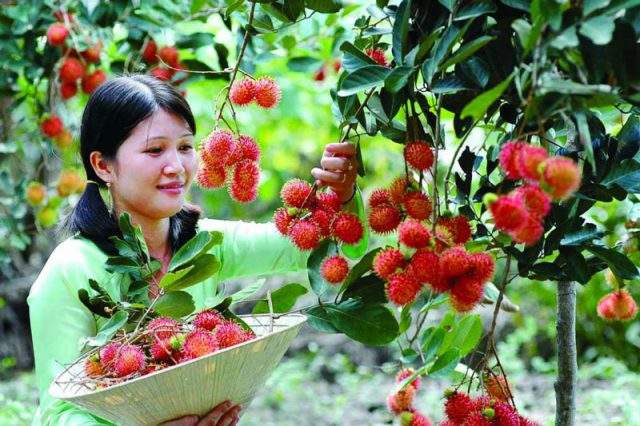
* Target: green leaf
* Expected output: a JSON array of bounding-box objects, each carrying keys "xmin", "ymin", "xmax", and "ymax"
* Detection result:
[
  {"xmin": 230, "ymin": 279, "xmax": 266, "ymax": 305},
  {"xmin": 83, "ymin": 311, "xmax": 128, "ymax": 347},
  {"xmin": 586, "ymin": 245, "xmax": 639, "ymax": 279},
  {"xmin": 399, "ymin": 305, "xmax": 412, "ymax": 334},
  {"xmin": 252, "ymin": 283, "xmax": 308, "ymax": 314},
  {"xmin": 575, "ymin": 111, "xmax": 595, "ymax": 171},
  {"xmin": 422, "ymin": 24, "xmax": 461, "ymax": 86},
  {"xmin": 339, "ymin": 41, "xmax": 377, "ymax": 73},
  {"xmin": 560, "ymin": 224, "xmax": 605, "ymax": 246},
  {"xmin": 551, "ymin": 26, "xmax": 579, "ymax": 50},
  {"xmin": 432, "ymin": 75, "xmax": 470, "ymax": 94},
  {"xmin": 500, "ymin": 0, "xmax": 530, "ymax": 12},
  {"xmin": 429, "ymin": 348, "xmax": 460, "ymax": 376},
  {"xmin": 341, "ymin": 274, "xmax": 387, "ymax": 304},
  {"xmin": 454, "ymin": 0, "xmax": 496, "ymax": 21},
  {"xmin": 461, "ymin": 73, "xmax": 514, "ymax": 121},
  {"xmin": 169, "ymin": 231, "xmax": 222, "ymax": 271},
  {"xmin": 324, "ymin": 300, "xmax": 399, "ymax": 346},
  {"xmin": 441, "ymin": 35, "xmax": 495, "ymax": 69},
  {"xmin": 421, "ymin": 327, "xmax": 445, "ymax": 363},
  {"xmin": 584, "ymin": 0, "xmax": 611, "ymax": 14},
  {"xmin": 105, "ymin": 256, "xmax": 141, "ymax": 275},
  {"xmin": 438, "ymin": 0, "xmax": 455, "ymax": 10},
  {"xmin": 439, "ymin": 314, "xmax": 483, "ymax": 357},
  {"xmin": 392, "ymin": 0, "xmax": 413, "ymax": 64},
  {"xmin": 158, "ymin": 265, "xmax": 195, "ymax": 290},
  {"xmin": 154, "ymin": 291, "xmax": 195, "ymax": 318},
  {"xmin": 538, "ymin": 74, "xmax": 616, "ymax": 96},
  {"xmin": 384, "ymin": 66, "xmax": 416, "ymax": 93},
  {"xmin": 176, "ymin": 33, "xmax": 215, "ymax": 49},
  {"xmin": 579, "ymin": 15, "xmax": 616, "ymax": 45},
  {"xmin": 308, "ymin": 239, "xmax": 338, "ymax": 297},
  {"xmin": 602, "ymin": 159, "xmax": 640, "ymax": 192},
  {"xmin": 287, "ymin": 56, "xmax": 324, "ymax": 72},
  {"xmin": 337, "ymin": 65, "xmax": 392, "ymax": 96},
  {"xmin": 340, "ymin": 247, "xmax": 381, "ymax": 293},
  {"xmin": 160, "ymin": 254, "xmax": 220, "ymax": 291},
  {"xmin": 305, "ymin": 0, "xmax": 342, "ymax": 13},
  {"xmin": 305, "ymin": 305, "xmax": 340, "ymax": 333},
  {"xmin": 564, "ymin": 249, "xmax": 591, "ymax": 284}
]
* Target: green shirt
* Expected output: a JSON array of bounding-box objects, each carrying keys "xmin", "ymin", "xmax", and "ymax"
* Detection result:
[{"xmin": 27, "ymin": 218, "xmax": 309, "ymax": 425}]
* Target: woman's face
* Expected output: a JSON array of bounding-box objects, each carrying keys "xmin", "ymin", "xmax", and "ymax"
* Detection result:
[{"xmin": 109, "ymin": 108, "xmax": 197, "ymax": 221}]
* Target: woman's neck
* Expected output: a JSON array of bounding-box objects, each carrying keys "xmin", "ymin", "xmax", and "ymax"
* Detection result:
[{"xmin": 114, "ymin": 207, "xmax": 171, "ymax": 260}]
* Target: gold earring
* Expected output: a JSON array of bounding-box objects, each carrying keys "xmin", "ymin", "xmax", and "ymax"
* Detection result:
[{"xmin": 106, "ymin": 182, "xmax": 111, "ymax": 187}]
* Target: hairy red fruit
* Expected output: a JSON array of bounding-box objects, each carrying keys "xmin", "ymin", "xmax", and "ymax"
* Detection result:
[
  {"xmin": 541, "ymin": 156, "xmax": 581, "ymax": 200},
  {"xmin": 81, "ymin": 69, "xmax": 106, "ymax": 94},
  {"xmin": 387, "ymin": 386, "xmax": 415, "ymax": 414},
  {"xmin": 235, "ymin": 134, "xmax": 260, "ymax": 162},
  {"xmin": 150, "ymin": 67, "xmax": 173, "ymax": 81},
  {"xmin": 316, "ymin": 191, "xmax": 341, "ymax": 212},
  {"xmin": 366, "ymin": 47, "xmax": 388, "ymax": 67},
  {"xmin": 99, "ymin": 342, "xmax": 121, "ymax": 368},
  {"xmin": 493, "ymin": 401, "xmax": 520, "ymax": 426},
  {"xmin": 373, "ymin": 248, "xmax": 406, "ymax": 280},
  {"xmin": 368, "ymin": 188, "xmax": 391, "ymax": 208},
  {"xmin": 60, "ymin": 81, "xmax": 77, "ymax": 99},
  {"xmin": 41, "ymin": 115, "xmax": 64, "ymax": 138},
  {"xmin": 404, "ymin": 191, "xmax": 432, "ymax": 221},
  {"xmin": 597, "ymin": 290, "xmax": 638, "ymax": 321},
  {"xmin": 386, "ymin": 271, "xmax": 422, "ymax": 306},
  {"xmin": 150, "ymin": 338, "xmax": 175, "ymax": 362},
  {"xmin": 274, "ymin": 207, "xmax": 296, "ymax": 235},
  {"xmin": 389, "ymin": 176, "xmax": 411, "ymax": 205},
  {"xmin": 489, "ymin": 195, "xmax": 529, "ymax": 233},
  {"xmin": 439, "ymin": 247, "xmax": 471, "ymax": 280},
  {"xmin": 230, "ymin": 160, "xmax": 260, "ymax": 203},
  {"xmin": 449, "ymin": 276, "xmax": 485, "ymax": 312},
  {"xmin": 84, "ymin": 355, "xmax": 103, "ymax": 378},
  {"xmin": 473, "ymin": 395, "xmax": 492, "ymax": 411},
  {"xmin": 485, "ymin": 374, "xmax": 513, "ymax": 402},
  {"xmin": 280, "ymin": 179, "xmax": 313, "ymax": 208},
  {"xmin": 183, "ymin": 330, "xmax": 219, "ymax": 358},
  {"xmin": 47, "ymin": 23, "xmax": 68, "ymax": 46},
  {"xmin": 518, "ymin": 145, "xmax": 548, "ymax": 181},
  {"xmin": 201, "ymin": 129, "xmax": 235, "ymax": 167},
  {"xmin": 510, "ymin": 216, "xmax": 544, "ymax": 246},
  {"xmin": 445, "ymin": 392, "xmax": 476, "ymax": 424},
  {"xmin": 409, "ymin": 249, "xmax": 445, "ymax": 291},
  {"xmin": 437, "ymin": 215, "xmax": 472, "ymax": 245},
  {"xmin": 434, "ymin": 225, "xmax": 455, "ymax": 253},
  {"xmin": 513, "ymin": 185, "xmax": 551, "ymax": 219},
  {"xmin": 142, "ymin": 40, "xmax": 158, "ymax": 64},
  {"xmin": 462, "ymin": 412, "xmax": 493, "ymax": 426},
  {"xmin": 369, "ymin": 205, "xmax": 402, "ymax": 234},
  {"xmin": 289, "ymin": 220, "xmax": 321, "ymax": 250},
  {"xmin": 229, "ymin": 79, "xmax": 256, "ymax": 106},
  {"xmin": 254, "ymin": 77, "xmax": 281, "ymax": 109},
  {"xmin": 398, "ymin": 219, "xmax": 431, "ymax": 249},
  {"xmin": 331, "ymin": 212, "xmax": 364, "ymax": 244},
  {"xmin": 193, "ymin": 310, "xmax": 225, "ymax": 332},
  {"xmin": 158, "ymin": 46, "xmax": 179, "ymax": 67},
  {"xmin": 404, "ymin": 141, "xmax": 434, "ymax": 171},
  {"xmin": 147, "ymin": 317, "xmax": 180, "ymax": 340},
  {"xmin": 395, "ymin": 368, "xmax": 421, "ymax": 390},
  {"xmin": 321, "ymin": 255, "xmax": 349, "ymax": 284},
  {"xmin": 311, "ymin": 208, "xmax": 333, "ymax": 237},
  {"xmin": 215, "ymin": 321, "xmax": 249, "ymax": 348},
  {"xmin": 468, "ymin": 252, "xmax": 495, "ymax": 283},
  {"xmin": 196, "ymin": 165, "xmax": 226, "ymax": 189},
  {"xmin": 499, "ymin": 141, "xmax": 526, "ymax": 180},
  {"xmin": 400, "ymin": 411, "xmax": 432, "ymax": 426},
  {"xmin": 313, "ymin": 66, "xmax": 326, "ymax": 82},
  {"xmin": 60, "ymin": 57, "xmax": 85, "ymax": 83},
  {"xmin": 81, "ymin": 43, "xmax": 102, "ymax": 64},
  {"xmin": 518, "ymin": 415, "xmax": 542, "ymax": 426},
  {"xmin": 113, "ymin": 344, "xmax": 146, "ymax": 377}
]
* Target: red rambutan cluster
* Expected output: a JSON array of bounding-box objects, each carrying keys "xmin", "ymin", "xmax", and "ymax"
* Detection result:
[
  {"xmin": 229, "ymin": 77, "xmax": 281, "ymax": 109},
  {"xmin": 387, "ymin": 368, "xmax": 432, "ymax": 425},
  {"xmin": 441, "ymin": 390, "xmax": 539, "ymax": 425},
  {"xmin": 196, "ymin": 129, "xmax": 261, "ymax": 203}
]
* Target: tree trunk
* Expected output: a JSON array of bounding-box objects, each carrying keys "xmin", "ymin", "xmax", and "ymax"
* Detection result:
[{"xmin": 555, "ymin": 280, "xmax": 577, "ymax": 426}]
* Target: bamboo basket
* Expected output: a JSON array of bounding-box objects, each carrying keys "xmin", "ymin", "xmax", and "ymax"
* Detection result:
[{"xmin": 49, "ymin": 314, "xmax": 307, "ymax": 425}]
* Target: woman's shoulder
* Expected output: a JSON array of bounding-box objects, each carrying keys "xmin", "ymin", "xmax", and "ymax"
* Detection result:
[{"xmin": 48, "ymin": 235, "xmax": 107, "ymax": 264}]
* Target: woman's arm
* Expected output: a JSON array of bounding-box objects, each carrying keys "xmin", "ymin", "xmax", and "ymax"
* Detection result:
[{"xmin": 27, "ymin": 240, "xmax": 115, "ymax": 426}]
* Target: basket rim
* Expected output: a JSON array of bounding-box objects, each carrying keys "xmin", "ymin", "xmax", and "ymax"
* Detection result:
[{"xmin": 50, "ymin": 313, "xmax": 307, "ymax": 400}]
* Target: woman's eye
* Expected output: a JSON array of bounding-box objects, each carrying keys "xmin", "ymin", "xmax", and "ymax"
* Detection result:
[
  {"xmin": 180, "ymin": 144, "xmax": 193, "ymax": 152},
  {"xmin": 146, "ymin": 147, "xmax": 162, "ymax": 154}
]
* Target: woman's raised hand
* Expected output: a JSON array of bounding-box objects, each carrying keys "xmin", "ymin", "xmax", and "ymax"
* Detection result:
[
  {"xmin": 159, "ymin": 401, "xmax": 241, "ymax": 426},
  {"xmin": 311, "ymin": 142, "xmax": 358, "ymax": 203}
]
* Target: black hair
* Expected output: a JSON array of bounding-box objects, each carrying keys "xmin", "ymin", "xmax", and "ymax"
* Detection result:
[{"xmin": 62, "ymin": 74, "xmax": 201, "ymax": 255}]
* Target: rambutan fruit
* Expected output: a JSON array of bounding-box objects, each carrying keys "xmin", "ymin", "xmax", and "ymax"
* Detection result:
[
  {"xmin": 99, "ymin": 342, "xmax": 121, "ymax": 369},
  {"xmin": 60, "ymin": 81, "xmax": 77, "ymax": 100},
  {"xmin": 113, "ymin": 344, "xmax": 146, "ymax": 377},
  {"xmin": 387, "ymin": 386, "xmax": 415, "ymax": 414},
  {"xmin": 26, "ymin": 182, "xmax": 46, "ymax": 206},
  {"xmin": 389, "ymin": 177, "xmax": 410, "ymax": 205},
  {"xmin": 81, "ymin": 43, "xmax": 102, "ymax": 64},
  {"xmin": 513, "ymin": 185, "xmax": 551, "ymax": 219},
  {"xmin": 498, "ymin": 141, "xmax": 526, "ymax": 180},
  {"xmin": 316, "ymin": 191, "xmax": 341, "ymax": 212},
  {"xmin": 196, "ymin": 165, "xmax": 226, "ymax": 189},
  {"xmin": 150, "ymin": 338, "xmax": 174, "ymax": 362},
  {"xmin": 147, "ymin": 317, "xmax": 180, "ymax": 340},
  {"xmin": 311, "ymin": 208, "xmax": 333, "ymax": 237},
  {"xmin": 493, "ymin": 401, "xmax": 520, "ymax": 426},
  {"xmin": 597, "ymin": 290, "xmax": 638, "ymax": 321},
  {"xmin": 280, "ymin": 179, "xmax": 314, "ymax": 208},
  {"xmin": 489, "ymin": 195, "xmax": 529, "ymax": 233},
  {"xmin": 409, "ymin": 249, "xmax": 446, "ymax": 292},
  {"xmin": 183, "ymin": 330, "xmax": 219, "ymax": 358},
  {"xmin": 404, "ymin": 191, "xmax": 432, "ymax": 221},
  {"xmin": 229, "ymin": 79, "xmax": 256, "ymax": 106},
  {"xmin": 400, "ymin": 411, "xmax": 432, "ymax": 426},
  {"xmin": 193, "ymin": 309, "xmax": 225, "ymax": 332},
  {"xmin": 386, "ymin": 271, "xmax": 422, "ymax": 306},
  {"xmin": 289, "ymin": 220, "xmax": 321, "ymax": 250},
  {"xmin": 462, "ymin": 412, "xmax": 493, "ymax": 426},
  {"xmin": 274, "ymin": 207, "xmax": 296, "ymax": 235},
  {"xmin": 158, "ymin": 46, "xmax": 180, "ymax": 68},
  {"xmin": 510, "ymin": 216, "xmax": 544, "ymax": 246},
  {"xmin": 254, "ymin": 77, "xmax": 281, "ymax": 109},
  {"xmin": 201, "ymin": 129, "xmax": 235, "ymax": 167},
  {"xmin": 369, "ymin": 205, "xmax": 402, "ymax": 234},
  {"xmin": 150, "ymin": 67, "xmax": 173, "ymax": 81},
  {"xmin": 368, "ymin": 188, "xmax": 391, "ymax": 208},
  {"xmin": 468, "ymin": 252, "xmax": 495, "ymax": 283},
  {"xmin": 439, "ymin": 247, "xmax": 471, "ymax": 280},
  {"xmin": 366, "ymin": 47, "xmax": 388, "ymax": 67},
  {"xmin": 142, "ymin": 40, "xmax": 158, "ymax": 63},
  {"xmin": 444, "ymin": 391, "xmax": 476, "ymax": 424},
  {"xmin": 59, "ymin": 57, "xmax": 85, "ymax": 83},
  {"xmin": 404, "ymin": 141, "xmax": 434, "ymax": 171},
  {"xmin": 541, "ymin": 156, "xmax": 581, "ymax": 200},
  {"xmin": 47, "ymin": 23, "xmax": 68, "ymax": 46},
  {"xmin": 235, "ymin": 134, "xmax": 260, "ymax": 162},
  {"xmin": 398, "ymin": 219, "xmax": 431, "ymax": 249},
  {"xmin": 214, "ymin": 321, "xmax": 249, "ymax": 349},
  {"xmin": 373, "ymin": 248, "xmax": 406, "ymax": 280},
  {"xmin": 81, "ymin": 69, "xmax": 106, "ymax": 94},
  {"xmin": 321, "ymin": 255, "xmax": 349, "ymax": 284},
  {"xmin": 40, "ymin": 115, "xmax": 64, "ymax": 138},
  {"xmin": 449, "ymin": 277, "xmax": 485, "ymax": 312},
  {"xmin": 437, "ymin": 215, "xmax": 472, "ymax": 245},
  {"xmin": 331, "ymin": 212, "xmax": 364, "ymax": 244},
  {"xmin": 229, "ymin": 160, "xmax": 260, "ymax": 203},
  {"xmin": 84, "ymin": 354, "xmax": 103, "ymax": 378},
  {"xmin": 395, "ymin": 368, "xmax": 421, "ymax": 390},
  {"xmin": 517, "ymin": 145, "xmax": 548, "ymax": 181}
]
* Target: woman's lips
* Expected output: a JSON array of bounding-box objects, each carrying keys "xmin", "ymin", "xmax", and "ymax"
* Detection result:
[{"xmin": 157, "ymin": 184, "xmax": 184, "ymax": 195}]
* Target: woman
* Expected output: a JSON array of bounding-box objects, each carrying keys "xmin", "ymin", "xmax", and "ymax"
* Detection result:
[{"xmin": 27, "ymin": 75, "xmax": 358, "ymax": 425}]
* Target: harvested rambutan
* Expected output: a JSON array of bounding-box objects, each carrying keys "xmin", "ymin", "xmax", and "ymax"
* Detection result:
[
  {"xmin": 193, "ymin": 309, "xmax": 225, "ymax": 332},
  {"xmin": 489, "ymin": 195, "xmax": 529, "ymax": 233},
  {"xmin": 254, "ymin": 77, "xmax": 281, "ymax": 109},
  {"xmin": 316, "ymin": 191, "xmax": 341, "ymax": 212},
  {"xmin": 59, "ymin": 57, "xmax": 85, "ymax": 83},
  {"xmin": 462, "ymin": 412, "xmax": 493, "ymax": 426},
  {"xmin": 513, "ymin": 185, "xmax": 551, "ymax": 219},
  {"xmin": 99, "ymin": 342, "xmax": 121, "ymax": 368},
  {"xmin": 368, "ymin": 188, "xmax": 391, "ymax": 208},
  {"xmin": 386, "ymin": 271, "xmax": 422, "ymax": 306},
  {"xmin": 398, "ymin": 219, "xmax": 431, "ymax": 249},
  {"xmin": 401, "ymin": 411, "xmax": 432, "ymax": 426},
  {"xmin": 373, "ymin": 248, "xmax": 406, "ymax": 279},
  {"xmin": 230, "ymin": 160, "xmax": 260, "ymax": 203},
  {"xmin": 485, "ymin": 374, "xmax": 513, "ymax": 402},
  {"xmin": 311, "ymin": 208, "xmax": 333, "ymax": 237},
  {"xmin": 541, "ymin": 156, "xmax": 581, "ymax": 200},
  {"xmin": 331, "ymin": 212, "xmax": 364, "ymax": 244},
  {"xmin": 597, "ymin": 290, "xmax": 638, "ymax": 321},
  {"xmin": 404, "ymin": 191, "xmax": 432, "ymax": 221},
  {"xmin": 518, "ymin": 145, "xmax": 548, "ymax": 181},
  {"xmin": 437, "ymin": 215, "xmax": 472, "ymax": 245},
  {"xmin": 201, "ymin": 129, "xmax": 235, "ymax": 167},
  {"xmin": 113, "ymin": 344, "xmax": 146, "ymax": 377},
  {"xmin": 369, "ymin": 205, "xmax": 402, "ymax": 234},
  {"xmin": 321, "ymin": 255, "xmax": 349, "ymax": 284},
  {"xmin": 366, "ymin": 47, "xmax": 388, "ymax": 67},
  {"xmin": 41, "ymin": 115, "xmax": 64, "ymax": 138},
  {"xmin": 404, "ymin": 141, "xmax": 434, "ymax": 171},
  {"xmin": 498, "ymin": 141, "xmax": 526, "ymax": 180},
  {"xmin": 280, "ymin": 179, "xmax": 314, "ymax": 208},
  {"xmin": 229, "ymin": 79, "xmax": 256, "ymax": 106},
  {"xmin": 196, "ymin": 165, "xmax": 226, "ymax": 189},
  {"xmin": 387, "ymin": 385, "xmax": 415, "ymax": 414},
  {"xmin": 150, "ymin": 338, "xmax": 174, "ymax": 362},
  {"xmin": 395, "ymin": 368, "xmax": 421, "ymax": 390},
  {"xmin": 444, "ymin": 391, "xmax": 476, "ymax": 424},
  {"xmin": 84, "ymin": 354, "xmax": 103, "ymax": 378},
  {"xmin": 215, "ymin": 321, "xmax": 250, "ymax": 348},
  {"xmin": 147, "ymin": 317, "xmax": 180, "ymax": 340},
  {"xmin": 183, "ymin": 330, "xmax": 219, "ymax": 358},
  {"xmin": 289, "ymin": 220, "xmax": 321, "ymax": 250},
  {"xmin": 510, "ymin": 216, "xmax": 544, "ymax": 246},
  {"xmin": 274, "ymin": 207, "xmax": 296, "ymax": 235}
]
